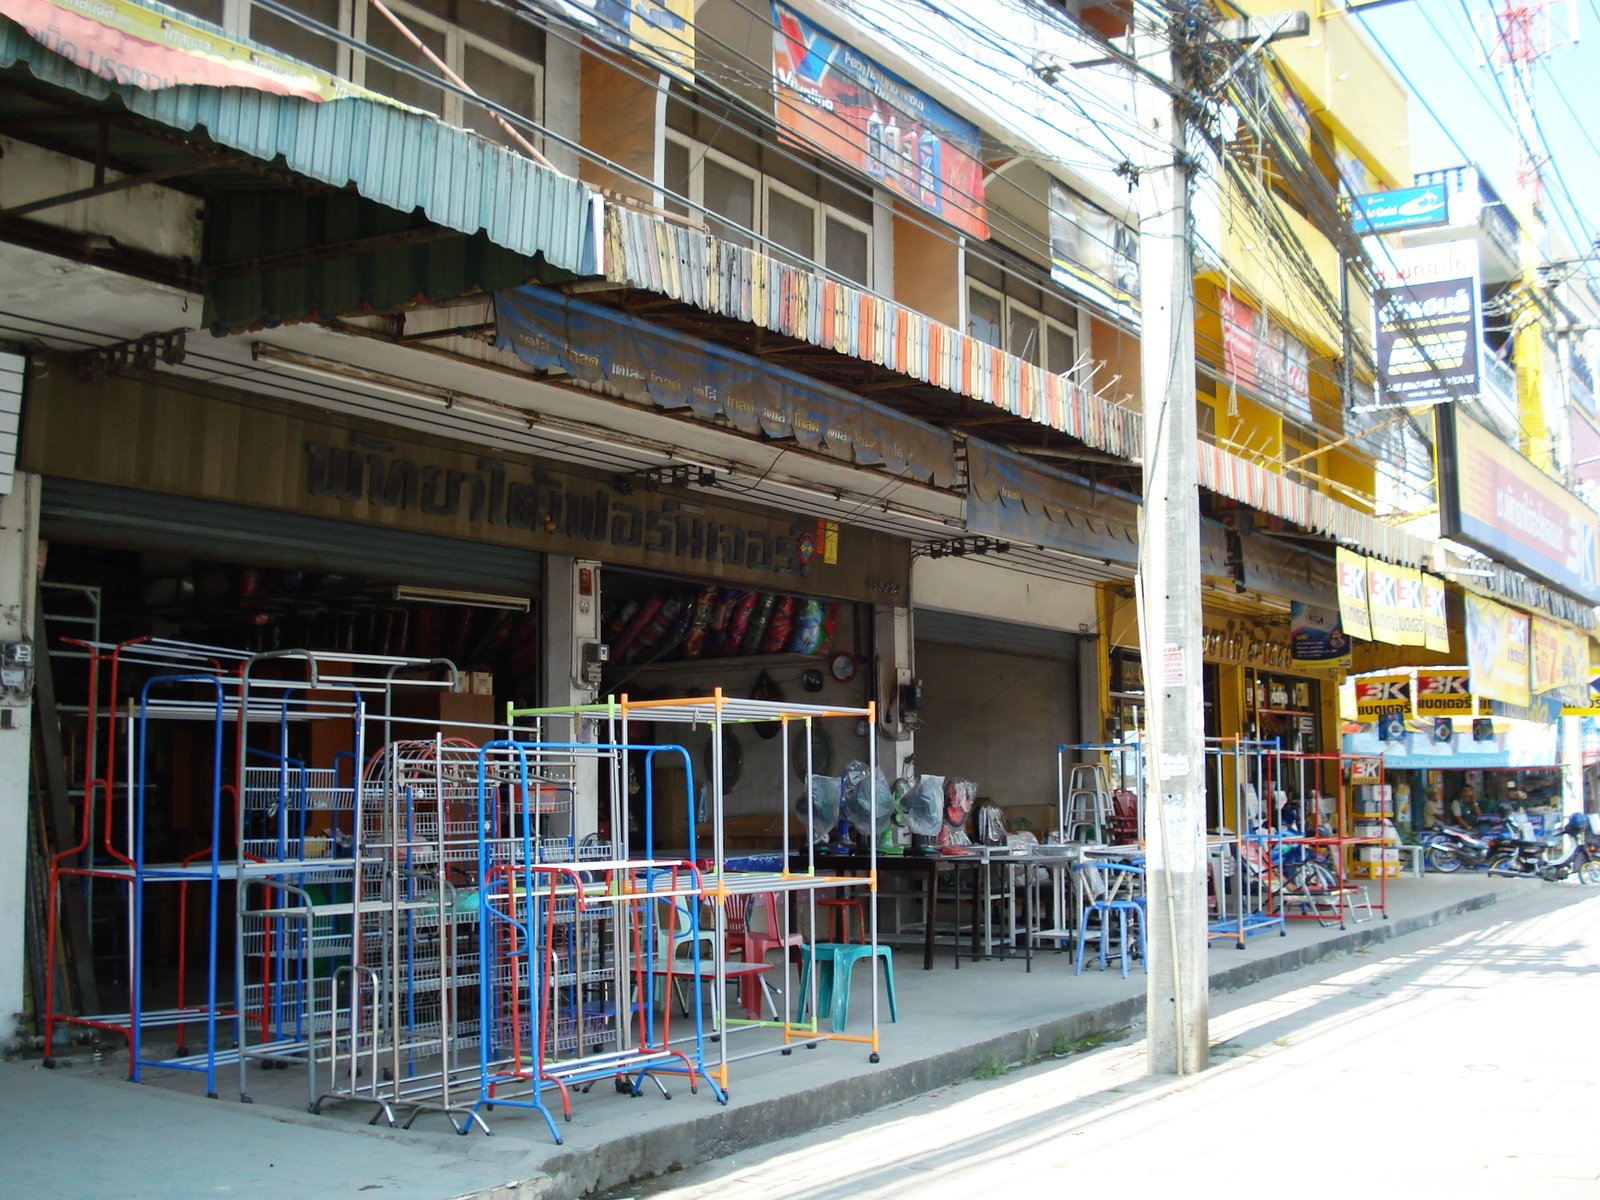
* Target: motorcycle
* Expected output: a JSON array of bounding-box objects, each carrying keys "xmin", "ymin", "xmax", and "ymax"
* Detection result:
[
  {"xmin": 1485, "ymin": 813, "xmax": 1600, "ymax": 884},
  {"xmin": 1419, "ymin": 824, "xmax": 1490, "ymax": 873}
]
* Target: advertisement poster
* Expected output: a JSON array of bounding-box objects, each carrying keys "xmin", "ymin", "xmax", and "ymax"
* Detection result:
[
  {"xmin": 1438, "ymin": 406, "xmax": 1600, "ymax": 604},
  {"xmin": 1415, "ymin": 668, "xmax": 1473, "ymax": 716},
  {"xmin": 1367, "ymin": 240, "xmax": 1482, "ymax": 410},
  {"xmin": 1354, "ymin": 672, "xmax": 1412, "ymax": 719},
  {"xmin": 1219, "ymin": 291, "xmax": 1312, "ymax": 426},
  {"xmin": 1465, "ymin": 592, "xmax": 1530, "ymax": 706},
  {"xmin": 1289, "ymin": 601, "xmax": 1351, "ymax": 668},
  {"xmin": 1350, "ymin": 185, "xmax": 1448, "ymax": 235},
  {"xmin": 1530, "ymin": 616, "xmax": 1588, "ymax": 702},
  {"xmin": 580, "ymin": 0, "xmax": 695, "ymax": 76},
  {"xmin": 773, "ymin": 3, "xmax": 986, "ymax": 238},
  {"xmin": 0, "ymin": 0, "xmax": 398, "ymax": 102},
  {"xmin": 1049, "ymin": 182, "xmax": 1138, "ymax": 322},
  {"xmin": 1422, "ymin": 574, "xmax": 1450, "ymax": 653},
  {"xmin": 1366, "ymin": 558, "xmax": 1405, "ymax": 645},
  {"xmin": 1336, "ymin": 548, "xmax": 1373, "ymax": 642}
]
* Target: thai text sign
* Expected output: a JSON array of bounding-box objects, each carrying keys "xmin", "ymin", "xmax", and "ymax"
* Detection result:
[
  {"xmin": 1351, "ymin": 185, "xmax": 1449, "ymax": 235},
  {"xmin": 1336, "ymin": 548, "xmax": 1372, "ymax": 642},
  {"xmin": 1368, "ymin": 240, "xmax": 1482, "ymax": 409},
  {"xmin": 1439, "ymin": 405, "xmax": 1600, "ymax": 604},
  {"xmin": 1415, "ymin": 669, "xmax": 1472, "ymax": 715},
  {"xmin": 1354, "ymin": 673, "xmax": 1411, "ymax": 719},
  {"xmin": 772, "ymin": 2, "xmax": 986, "ymax": 238}
]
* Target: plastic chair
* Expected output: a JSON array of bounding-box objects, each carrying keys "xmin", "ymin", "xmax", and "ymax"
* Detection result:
[
  {"xmin": 1107, "ymin": 789, "xmax": 1140, "ymax": 845},
  {"xmin": 1073, "ymin": 861, "xmax": 1146, "ymax": 978},
  {"xmin": 655, "ymin": 895, "xmax": 717, "ymax": 1016},
  {"xmin": 722, "ymin": 893, "xmax": 799, "ymax": 1018},
  {"xmin": 797, "ymin": 943, "xmax": 898, "ymax": 1031},
  {"xmin": 817, "ymin": 896, "xmax": 866, "ymax": 943}
]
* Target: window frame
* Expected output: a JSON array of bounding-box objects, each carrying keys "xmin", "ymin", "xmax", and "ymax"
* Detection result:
[{"xmin": 968, "ymin": 279, "xmax": 1080, "ymax": 377}]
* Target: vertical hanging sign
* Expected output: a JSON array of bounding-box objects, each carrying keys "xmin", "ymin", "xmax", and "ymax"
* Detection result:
[
  {"xmin": 1336, "ymin": 548, "xmax": 1373, "ymax": 642},
  {"xmin": 1392, "ymin": 565, "xmax": 1425, "ymax": 647},
  {"xmin": 1366, "ymin": 557, "xmax": 1404, "ymax": 645},
  {"xmin": 1421, "ymin": 574, "xmax": 1450, "ymax": 653}
]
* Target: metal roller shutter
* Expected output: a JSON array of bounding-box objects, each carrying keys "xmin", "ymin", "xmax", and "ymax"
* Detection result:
[
  {"xmin": 914, "ymin": 608, "xmax": 1079, "ymax": 662},
  {"xmin": 42, "ymin": 478, "xmax": 541, "ymax": 595}
]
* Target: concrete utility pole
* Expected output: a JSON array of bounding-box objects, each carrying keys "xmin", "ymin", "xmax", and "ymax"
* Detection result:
[{"xmin": 1131, "ymin": 8, "xmax": 1209, "ymax": 1076}]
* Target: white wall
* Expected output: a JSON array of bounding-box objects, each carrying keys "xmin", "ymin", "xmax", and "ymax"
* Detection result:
[{"xmin": 0, "ymin": 474, "xmax": 40, "ymax": 1039}]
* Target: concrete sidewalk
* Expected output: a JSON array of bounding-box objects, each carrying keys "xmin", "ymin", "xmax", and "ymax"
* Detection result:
[
  {"xmin": 608, "ymin": 880, "xmax": 1600, "ymax": 1200},
  {"xmin": 2, "ymin": 873, "xmax": 1548, "ymax": 1199}
]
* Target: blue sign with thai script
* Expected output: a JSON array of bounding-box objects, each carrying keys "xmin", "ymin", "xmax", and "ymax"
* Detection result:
[{"xmin": 1352, "ymin": 186, "xmax": 1449, "ymax": 234}]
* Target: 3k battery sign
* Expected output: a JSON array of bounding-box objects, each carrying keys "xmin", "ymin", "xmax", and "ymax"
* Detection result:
[
  {"xmin": 1415, "ymin": 669, "xmax": 1473, "ymax": 716},
  {"xmin": 1354, "ymin": 673, "xmax": 1412, "ymax": 719}
]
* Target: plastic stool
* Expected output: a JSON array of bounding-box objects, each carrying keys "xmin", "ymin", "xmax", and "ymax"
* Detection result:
[
  {"xmin": 816, "ymin": 897, "xmax": 866, "ymax": 943},
  {"xmin": 797, "ymin": 943, "xmax": 897, "ymax": 1031}
]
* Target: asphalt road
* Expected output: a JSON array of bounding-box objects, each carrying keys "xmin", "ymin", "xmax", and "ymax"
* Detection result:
[{"xmin": 604, "ymin": 884, "xmax": 1600, "ymax": 1200}]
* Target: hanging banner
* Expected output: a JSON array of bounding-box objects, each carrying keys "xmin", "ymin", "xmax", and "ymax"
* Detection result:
[
  {"xmin": 1219, "ymin": 291, "xmax": 1312, "ymax": 426},
  {"xmin": 964, "ymin": 439, "xmax": 1138, "ymax": 563},
  {"xmin": 1437, "ymin": 405, "xmax": 1600, "ymax": 605},
  {"xmin": 0, "ymin": 0, "xmax": 400, "ymax": 103},
  {"xmin": 1392, "ymin": 565, "xmax": 1425, "ymax": 647},
  {"xmin": 568, "ymin": 0, "xmax": 696, "ymax": 77},
  {"xmin": 1048, "ymin": 182, "xmax": 1138, "ymax": 322},
  {"xmin": 1465, "ymin": 592, "xmax": 1530, "ymax": 707},
  {"xmin": 1366, "ymin": 240, "xmax": 1483, "ymax": 411},
  {"xmin": 1415, "ymin": 669, "xmax": 1473, "ymax": 716},
  {"xmin": 1336, "ymin": 548, "xmax": 1373, "ymax": 642},
  {"xmin": 494, "ymin": 286, "xmax": 956, "ymax": 486},
  {"xmin": 773, "ymin": 3, "xmax": 987, "ymax": 239},
  {"xmin": 1289, "ymin": 601, "xmax": 1351, "ymax": 668},
  {"xmin": 1422, "ymin": 574, "xmax": 1450, "ymax": 653},
  {"xmin": 1354, "ymin": 672, "xmax": 1412, "ymax": 719},
  {"xmin": 1367, "ymin": 558, "xmax": 1405, "ymax": 646},
  {"xmin": 1531, "ymin": 616, "xmax": 1588, "ymax": 702}
]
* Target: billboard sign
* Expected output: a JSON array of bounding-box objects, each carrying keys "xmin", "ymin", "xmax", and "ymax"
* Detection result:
[
  {"xmin": 1365, "ymin": 241, "xmax": 1483, "ymax": 410},
  {"xmin": 1437, "ymin": 405, "xmax": 1600, "ymax": 604},
  {"xmin": 1351, "ymin": 185, "xmax": 1449, "ymax": 235},
  {"xmin": 1049, "ymin": 182, "xmax": 1139, "ymax": 322},
  {"xmin": 773, "ymin": 3, "xmax": 986, "ymax": 239}
]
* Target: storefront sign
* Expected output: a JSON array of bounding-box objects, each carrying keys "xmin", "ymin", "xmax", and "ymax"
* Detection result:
[
  {"xmin": 21, "ymin": 374, "xmax": 912, "ymax": 605},
  {"xmin": 1354, "ymin": 672, "xmax": 1412, "ymax": 719},
  {"xmin": 1219, "ymin": 291, "xmax": 1311, "ymax": 426},
  {"xmin": 1367, "ymin": 240, "xmax": 1483, "ymax": 410},
  {"xmin": 1437, "ymin": 405, "xmax": 1600, "ymax": 604},
  {"xmin": 1289, "ymin": 601, "xmax": 1350, "ymax": 668},
  {"xmin": 1336, "ymin": 548, "xmax": 1373, "ymax": 642},
  {"xmin": 772, "ymin": 3, "xmax": 986, "ymax": 239},
  {"xmin": 1366, "ymin": 558, "xmax": 1404, "ymax": 645},
  {"xmin": 1531, "ymin": 616, "xmax": 1588, "ymax": 702},
  {"xmin": 495, "ymin": 287, "xmax": 957, "ymax": 488},
  {"xmin": 1465, "ymin": 592, "xmax": 1530, "ymax": 706},
  {"xmin": 1422, "ymin": 574, "xmax": 1450, "ymax": 653},
  {"xmin": 0, "ymin": 0, "xmax": 398, "ymax": 103},
  {"xmin": 1048, "ymin": 182, "xmax": 1138, "ymax": 322},
  {"xmin": 1392, "ymin": 564, "xmax": 1425, "ymax": 647},
  {"xmin": 1415, "ymin": 669, "xmax": 1472, "ymax": 715},
  {"xmin": 1350, "ymin": 185, "xmax": 1449, "ymax": 235}
]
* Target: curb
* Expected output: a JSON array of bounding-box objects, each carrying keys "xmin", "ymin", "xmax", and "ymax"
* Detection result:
[{"xmin": 537, "ymin": 884, "xmax": 1527, "ymax": 1198}]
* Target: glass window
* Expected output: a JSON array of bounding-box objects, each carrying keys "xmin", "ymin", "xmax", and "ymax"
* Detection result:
[
  {"xmin": 663, "ymin": 140, "xmax": 691, "ymax": 220},
  {"xmin": 824, "ymin": 216, "xmax": 869, "ymax": 286},
  {"xmin": 1047, "ymin": 324, "xmax": 1076, "ymax": 376},
  {"xmin": 767, "ymin": 189, "xmax": 815, "ymax": 264},
  {"xmin": 967, "ymin": 286, "xmax": 1002, "ymax": 348},
  {"xmin": 364, "ymin": 9, "xmax": 448, "ymax": 114},
  {"xmin": 251, "ymin": 0, "xmax": 340, "ymax": 71},
  {"xmin": 703, "ymin": 159, "xmax": 754, "ymax": 249},
  {"xmin": 463, "ymin": 46, "xmax": 540, "ymax": 147},
  {"xmin": 1008, "ymin": 307, "xmax": 1041, "ymax": 365},
  {"xmin": 458, "ymin": 0, "xmax": 544, "ymax": 62}
]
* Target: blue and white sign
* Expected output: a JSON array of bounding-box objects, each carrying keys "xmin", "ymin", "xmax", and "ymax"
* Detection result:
[{"xmin": 1351, "ymin": 186, "xmax": 1449, "ymax": 235}]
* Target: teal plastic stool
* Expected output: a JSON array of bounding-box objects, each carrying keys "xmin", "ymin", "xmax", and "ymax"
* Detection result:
[{"xmin": 798, "ymin": 943, "xmax": 898, "ymax": 1031}]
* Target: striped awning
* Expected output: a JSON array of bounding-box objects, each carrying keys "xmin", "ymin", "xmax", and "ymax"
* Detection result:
[
  {"xmin": 1198, "ymin": 442, "xmax": 1428, "ymax": 567},
  {"xmin": 604, "ymin": 205, "xmax": 1140, "ymax": 461}
]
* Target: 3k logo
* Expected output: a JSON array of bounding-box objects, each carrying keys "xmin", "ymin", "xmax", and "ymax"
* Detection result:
[{"xmin": 1357, "ymin": 680, "xmax": 1409, "ymax": 702}]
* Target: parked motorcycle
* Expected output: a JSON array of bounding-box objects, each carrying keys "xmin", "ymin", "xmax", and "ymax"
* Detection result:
[
  {"xmin": 1485, "ymin": 813, "xmax": 1600, "ymax": 884},
  {"xmin": 1419, "ymin": 824, "xmax": 1490, "ymax": 873}
]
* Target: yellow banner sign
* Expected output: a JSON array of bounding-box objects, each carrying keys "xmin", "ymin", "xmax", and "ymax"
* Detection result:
[
  {"xmin": 1367, "ymin": 558, "xmax": 1404, "ymax": 645},
  {"xmin": 1421, "ymin": 574, "xmax": 1450, "ymax": 653},
  {"xmin": 1392, "ymin": 564, "xmax": 1424, "ymax": 647},
  {"xmin": 1354, "ymin": 672, "xmax": 1412, "ymax": 719},
  {"xmin": 1415, "ymin": 669, "xmax": 1472, "ymax": 715},
  {"xmin": 1465, "ymin": 593, "xmax": 1530, "ymax": 707},
  {"xmin": 1531, "ymin": 617, "xmax": 1588, "ymax": 698},
  {"xmin": 1336, "ymin": 548, "xmax": 1372, "ymax": 642}
]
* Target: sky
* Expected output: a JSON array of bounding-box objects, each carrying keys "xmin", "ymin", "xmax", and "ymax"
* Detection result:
[{"xmin": 1355, "ymin": 0, "xmax": 1600, "ymax": 260}]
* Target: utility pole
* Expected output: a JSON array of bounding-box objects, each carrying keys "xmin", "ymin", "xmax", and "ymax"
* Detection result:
[{"xmin": 1130, "ymin": 6, "xmax": 1209, "ymax": 1077}]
